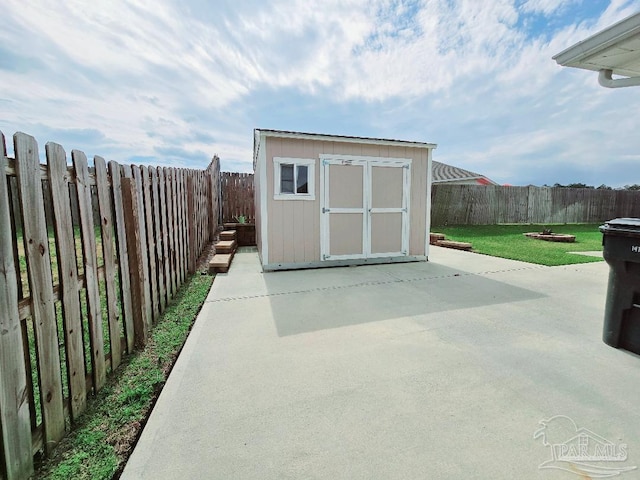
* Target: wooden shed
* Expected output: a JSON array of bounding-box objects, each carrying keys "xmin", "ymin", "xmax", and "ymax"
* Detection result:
[{"xmin": 253, "ymin": 129, "xmax": 437, "ymax": 271}]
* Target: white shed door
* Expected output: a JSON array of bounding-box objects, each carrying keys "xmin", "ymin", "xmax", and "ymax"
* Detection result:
[{"xmin": 321, "ymin": 156, "xmax": 410, "ymax": 261}]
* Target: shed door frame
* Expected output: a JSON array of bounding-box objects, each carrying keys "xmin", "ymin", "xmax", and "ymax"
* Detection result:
[{"xmin": 320, "ymin": 154, "xmax": 411, "ymax": 261}]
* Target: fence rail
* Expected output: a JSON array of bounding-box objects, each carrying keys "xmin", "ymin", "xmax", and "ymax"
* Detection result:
[
  {"xmin": 431, "ymin": 184, "xmax": 640, "ymax": 225},
  {"xmin": 220, "ymin": 172, "xmax": 254, "ymax": 223},
  {"xmin": 0, "ymin": 132, "xmax": 220, "ymax": 480}
]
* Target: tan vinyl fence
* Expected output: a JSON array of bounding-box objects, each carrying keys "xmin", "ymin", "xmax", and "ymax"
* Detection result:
[
  {"xmin": 431, "ymin": 184, "xmax": 640, "ymax": 226},
  {"xmin": 220, "ymin": 172, "xmax": 254, "ymax": 223},
  {"xmin": 0, "ymin": 132, "xmax": 220, "ymax": 480}
]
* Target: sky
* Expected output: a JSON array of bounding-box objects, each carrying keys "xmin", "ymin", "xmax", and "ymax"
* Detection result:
[{"xmin": 1, "ymin": 0, "xmax": 639, "ymax": 187}]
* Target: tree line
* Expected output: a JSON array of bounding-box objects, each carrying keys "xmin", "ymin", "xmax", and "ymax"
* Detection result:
[{"xmin": 543, "ymin": 183, "xmax": 640, "ymax": 190}]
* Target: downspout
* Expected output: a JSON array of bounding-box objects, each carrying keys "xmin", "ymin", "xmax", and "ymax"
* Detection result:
[{"xmin": 598, "ymin": 69, "xmax": 640, "ymax": 88}]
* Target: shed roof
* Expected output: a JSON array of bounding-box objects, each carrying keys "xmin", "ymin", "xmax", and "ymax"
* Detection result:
[
  {"xmin": 431, "ymin": 160, "xmax": 497, "ymax": 185},
  {"xmin": 553, "ymin": 13, "xmax": 640, "ymax": 86},
  {"xmin": 254, "ymin": 129, "xmax": 437, "ymax": 149}
]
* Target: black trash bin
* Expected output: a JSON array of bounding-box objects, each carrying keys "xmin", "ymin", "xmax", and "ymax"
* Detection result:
[{"xmin": 600, "ymin": 218, "xmax": 640, "ymax": 354}]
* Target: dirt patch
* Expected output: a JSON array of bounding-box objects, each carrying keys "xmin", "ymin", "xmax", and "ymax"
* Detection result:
[{"xmin": 196, "ymin": 241, "xmax": 217, "ymax": 274}]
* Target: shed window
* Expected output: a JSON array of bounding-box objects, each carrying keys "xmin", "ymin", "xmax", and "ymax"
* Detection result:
[
  {"xmin": 281, "ymin": 164, "xmax": 295, "ymax": 193},
  {"xmin": 274, "ymin": 157, "xmax": 315, "ymax": 200}
]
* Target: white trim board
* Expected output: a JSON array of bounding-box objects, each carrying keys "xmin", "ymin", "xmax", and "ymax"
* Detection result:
[
  {"xmin": 258, "ymin": 132, "xmax": 269, "ymax": 267},
  {"xmin": 272, "ymin": 157, "xmax": 316, "ymax": 201}
]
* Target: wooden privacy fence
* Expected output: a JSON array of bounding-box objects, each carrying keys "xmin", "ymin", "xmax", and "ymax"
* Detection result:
[
  {"xmin": 220, "ymin": 172, "xmax": 254, "ymax": 223},
  {"xmin": 0, "ymin": 131, "xmax": 220, "ymax": 480},
  {"xmin": 431, "ymin": 184, "xmax": 640, "ymax": 225}
]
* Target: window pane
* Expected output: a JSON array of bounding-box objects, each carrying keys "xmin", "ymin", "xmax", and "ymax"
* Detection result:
[
  {"xmin": 296, "ymin": 165, "xmax": 308, "ymax": 194},
  {"xmin": 280, "ymin": 164, "xmax": 294, "ymax": 193}
]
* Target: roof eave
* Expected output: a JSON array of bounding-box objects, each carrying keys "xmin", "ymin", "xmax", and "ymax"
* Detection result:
[
  {"xmin": 255, "ymin": 128, "xmax": 437, "ymax": 149},
  {"xmin": 553, "ymin": 13, "xmax": 640, "ymax": 70}
]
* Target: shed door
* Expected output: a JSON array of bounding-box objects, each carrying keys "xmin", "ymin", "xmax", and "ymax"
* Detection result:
[
  {"xmin": 369, "ymin": 161, "xmax": 410, "ymax": 258},
  {"xmin": 321, "ymin": 159, "xmax": 367, "ymax": 260},
  {"xmin": 321, "ymin": 157, "xmax": 410, "ymax": 261}
]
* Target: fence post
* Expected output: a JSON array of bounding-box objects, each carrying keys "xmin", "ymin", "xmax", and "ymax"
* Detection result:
[
  {"xmin": 0, "ymin": 132, "xmax": 33, "ymax": 480},
  {"xmin": 121, "ymin": 177, "xmax": 149, "ymax": 348}
]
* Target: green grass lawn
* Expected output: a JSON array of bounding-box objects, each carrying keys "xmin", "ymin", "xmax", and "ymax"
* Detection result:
[
  {"xmin": 434, "ymin": 224, "xmax": 604, "ymax": 266},
  {"xmin": 33, "ymin": 273, "xmax": 213, "ymax": 480}
]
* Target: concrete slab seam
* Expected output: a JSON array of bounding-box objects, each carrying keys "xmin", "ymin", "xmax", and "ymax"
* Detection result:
[{"xmin": 205, "ymin": 265, "xmax": 547, "ymax": 304}]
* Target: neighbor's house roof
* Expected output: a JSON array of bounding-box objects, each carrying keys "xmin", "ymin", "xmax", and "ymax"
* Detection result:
[
  {"xmin": 431, "ymin": 160, "xmax": 498, "ymax": 185},
  {"xmin": 553, "ymin": 12, "xmax": 640, "ymax": 88}
]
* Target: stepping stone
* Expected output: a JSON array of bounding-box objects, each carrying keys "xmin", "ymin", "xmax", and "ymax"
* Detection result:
[
  {"xmin": 436, "ymin": 240, "xmax": 472, "ymax": 251},
  {"xmin": 220, "ymin": 230, "xmax": 236, "ymax": 241},
  {"xmin": 215, "ymin": 239, "xmax": 236, "ymax": 254},
  {"xmin": 430, "ymin": 233, "xmax": 446, "ymax": 244},
  {"xmin": 208, "ymin": 254, "xmax": 233, "ymax": 274}
]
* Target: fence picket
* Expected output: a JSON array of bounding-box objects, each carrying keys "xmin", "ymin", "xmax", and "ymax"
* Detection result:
[
  {"xmin": 1, "ymin": 132, "xmax": 222, "ymax": 477},
  {"xmin": 0, "ymin": 133, "xmax": 33, "ymax": 480},
  {"xmin": 187, "ymin": 175, "xmax": 196, "ymax": 274},
  {"xmin": 13, "ymin": 133, "xmax": 65, "ymax": 452},
  {"xmin": 151, "ymin": 168, "xmax": 166, "ymax": 313},
  {"xmin": 109, "ymin": 161, "xmax": 134, "ymax": 353},
  {"xmin": 120, "ymin": 178, "xmax": 148, "ymax": 347},
  {"xmin": 72, "ymin": 150, "xmax": 106, "ymax": 389},
  {"xmin": 430, "ymin": 184, "xmax": 640, "ymax": 225},
  {"xmin": 141, "ymin": 166, "xmax": 159, "ymax": 323},
  {"xmin": 162, "ymin": 169, "xmax": 171, "ymax": 298},
  {"xmin": 172, "ymin": 169, "xmax": 181, "ymax": 287},
  {"xmin": 177, "ymin": 170, "xmax": 185, "ymax": 284},
  {"xmin": 220, "ymin": 172, "xmax": 255, "ymax": 223},
  {"xmin": 132, "ymin": 166, "xmax": 152, "ymax": 332},
  {"xmin": 167, "ymin": 169, "xmax": 178, "ymax": 296},
  {"xmin": 94, "ymin": 156, "xmax": 122, "ymax": 369},
  {"xmin": 46, "ymin": 143, "xmax": 86, "ymax": 420}
]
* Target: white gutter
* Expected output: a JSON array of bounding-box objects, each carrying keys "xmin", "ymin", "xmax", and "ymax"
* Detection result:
[
  {"xmin": 552, "ymin": 13, "xmax": 640, "ymax": 70},
  {"xmin": 598, "ymin": 69, "xmax": 640, "ymax": 88}
]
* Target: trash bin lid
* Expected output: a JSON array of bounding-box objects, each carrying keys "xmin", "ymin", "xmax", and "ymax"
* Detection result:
[{"xmin": 600, "ymin": 218, "xmax": 640, "ymax": 235}]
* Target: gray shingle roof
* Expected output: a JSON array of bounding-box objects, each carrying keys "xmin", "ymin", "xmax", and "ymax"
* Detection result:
[{"xmin": 432, "ymin": 160, "xmax": 496, "ymax": 184}]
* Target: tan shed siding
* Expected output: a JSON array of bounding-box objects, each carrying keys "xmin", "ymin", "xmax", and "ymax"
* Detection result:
[
  {"xmin": 266, "ymin": 137, "xmax": 324, "ymax": 264},
  {"xmin": 360, "ymin": 143, "xmax": 383, "ymax": 157},
  {"xmin": 264, "ymin": 135, "xmax": 431, "ymax": 265}
]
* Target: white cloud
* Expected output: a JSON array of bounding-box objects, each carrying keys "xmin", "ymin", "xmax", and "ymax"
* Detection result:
[
  {"xmin": 519, "ymin": 0, "xmax": 579, "ymax": 16},
  {"xmin": 1, "ymin": 0, "xmax": 639, "ymax": 186}
]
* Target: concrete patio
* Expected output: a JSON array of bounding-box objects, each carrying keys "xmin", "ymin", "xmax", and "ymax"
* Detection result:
[{"xmin": 121, "ymin": 246, "xmax": 640, "ymax": 479}]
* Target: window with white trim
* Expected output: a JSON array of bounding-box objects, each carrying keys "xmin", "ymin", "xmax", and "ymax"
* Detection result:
[{"xmin": 274, "ymin": 157, "xmax": 315, "ymax": 200}]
